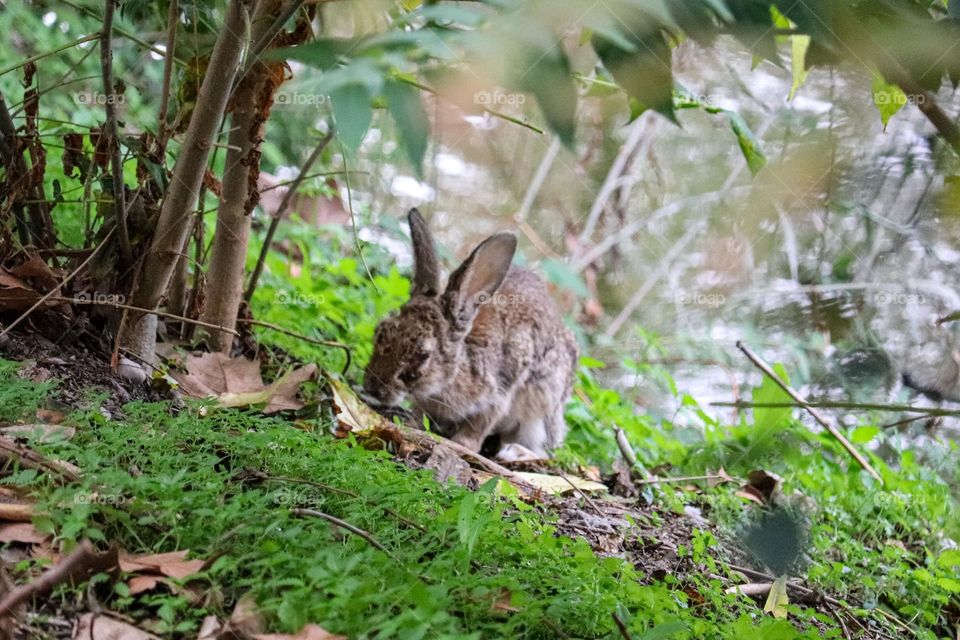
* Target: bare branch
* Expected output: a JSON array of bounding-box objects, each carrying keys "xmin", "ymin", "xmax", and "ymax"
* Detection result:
[{"xmin": 100, "ymin": 0, "xmax": 132, "ymax": 266}]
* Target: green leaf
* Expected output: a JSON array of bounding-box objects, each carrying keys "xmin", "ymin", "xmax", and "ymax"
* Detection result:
[
  {"xmin": 637, "ymin": 621, "xmax": 687, "ymax": 640},
  {"xmin": 724, "ymin": 110, "xmax": 767, "ymax": 176},
  {"xmin": 850, "ymin": 425, "xmax": 880, "ymax": 444},
  {"xmin": 541, "ymin": 258, "xmax": 589, "ymax": 297},
  {"xmin": 270, "ymin": 38, "xmax": 357, "ymax": 71},
  {"xmin": 937, "ymin": 549, "xmax": 960, "ymax": 568},
  {"xmin": 593, "ymin": 22, "xmax": 675, "ymax": 122},
  {"xmin": 872, "ymin": 72, "xmax": 907, "ymax": 130},
  {"xmin": 753, "ymin": 363, "xmax": 793, "ymax": 432},
  {"xmin": 383, "ymin": 80, "xmax": 430, "ymax": 176},
  {"xmin": 329, "ymin": 84, "xmax": 372, "ymax": 153},
  {"xmin": 516, "ymin": 49, "xmax": 577, "ymax": 147},
  {"xmin": 789, "ymin": 34, "xmax": 811, "ymax": 100}
]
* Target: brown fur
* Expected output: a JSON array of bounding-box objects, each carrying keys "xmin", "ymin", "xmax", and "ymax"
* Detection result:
[{"xmin": 363, "ymin": 209, "xmax": 578, "ymax": 458}]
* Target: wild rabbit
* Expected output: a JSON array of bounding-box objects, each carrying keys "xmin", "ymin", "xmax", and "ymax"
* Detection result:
[{"xmin": 363, "ymin": 209, "xmax": 578, "ymax": 460}]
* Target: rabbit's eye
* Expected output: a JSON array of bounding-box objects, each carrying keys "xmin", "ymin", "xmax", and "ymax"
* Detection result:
[{"xmin": 399, "ymin": 352, "xmax": 428, "ymax": 384}]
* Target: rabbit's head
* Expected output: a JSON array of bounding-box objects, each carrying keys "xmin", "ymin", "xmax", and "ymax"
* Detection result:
[{"xmin": 363, "ymin": 209, "xmax": 516, "ymax": 406}]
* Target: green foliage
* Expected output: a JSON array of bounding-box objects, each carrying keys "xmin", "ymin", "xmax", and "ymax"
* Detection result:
[
  {"xmin": 247, "ymin": 225, "xmax": 409, "ymax": 376},
  {"xmin": 7, "ymin": 367, "xmax": 823, "ymax": 639}
]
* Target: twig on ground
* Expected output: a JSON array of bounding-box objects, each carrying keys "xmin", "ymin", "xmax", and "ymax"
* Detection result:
[
  {"xmin": 0, "ymin": 540, "xmax": 118, "ymax": 617},
  {"xmin": 610, "ymin": 611, "xmax": 631, "ymax": 640},
  {"xmin": 0, "ymin": 436, "xmax": 80, "ymax": 484},
  {"xmin": 292, "ymin": 508, "xmax": 397, "ymax": 561},
  {"xmin": 559, "ymin": 473, "xmax": 603, "ymax": 516},
  {"xmin": 736, "ymin": 340, "xmax": 883, "ymax": 483},
  {"xmin": 613, "ymin": 425, "xmax": 638, "ymax": 467},
  {"xmin": 635, "ymin": 473, "xmax": 735, "ymax": 486},
  {"xmin": 237, "ymin": 318, "xmax": 351, "ymax": 374},
  {"xmin": 266, "ymin": 475, "xmax": 427, "ymax": 532},
  {"xmin": 398, "ymin": 428, "xmax": 541, "ymax": 495}
]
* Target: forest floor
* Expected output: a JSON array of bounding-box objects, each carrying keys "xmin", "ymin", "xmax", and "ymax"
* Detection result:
[{"xmin": 0, "ymin": 329, "xmax": 946, "ymax": 640}]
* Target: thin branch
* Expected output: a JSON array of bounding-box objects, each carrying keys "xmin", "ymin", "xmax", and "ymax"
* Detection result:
[
  {"xmin": 712, "ymin": 400, "xmax": 960, "ymax": 417},
  {"xmin": 244, "ymin": 129, "xmax": 334, "ymax": 302},
  {"xmin": 56, "ymin": 297, "xmax": 240, "ymax": 336},
  {"xmin": 292, "ymin": 508, "xmax": 398, "ymax": 561},
  {"xmin": 736, "ymin": 341, "xmax": 883, "ymax": 483},
  {"xmin": 245, "ymin": 0, "xmax": 305, "ymax": 74},
  {"xmin": 636, "ymin": 473, "xmax": 735, "ymax": 486},
  {"xmin": 576, "ymin": 117, "xmax": 648, "ymax": 252},
  {"xmin": 340, "ymin": 139, "xmax": 376, "ymax": 285},
  {"xmin": 265, "ymin": 476, "xmax": 427, "ymax": 532},
  {"xmin": 158, "ymin": 0, "xmax": 179, "ymax": 151},
  {"xmin": 0, "ymin": 34, "xmax": 100, "ymax": 78},
  {"xmin": 100, "ymin": 0, "xmax": 132, "ymax": 267},
  {"xmin": 0, "ymin": 541, "xmax": 118, "ymax": 617},
  {"xmin": 515, "ymin": 137, "xmax": 561, "ymax": 223},
  {"xmin": 0, "ymin": 228, "xmax": 116, "ymax": 340},
  {"xmin": 611, "ymin": 611, "xmax": 631, "ymax": 640},
  {"xmin": 58, "ymin": 0, "xmax": 186, "ymax": 65},
  {"xmin": 237, "ymin": 318, "xmax": 351, "ymax": 374},
  {"xmin": 0, "ymin": 436, "xmax": 81, "ymax": 484},
  {"xmin": 603, "ymin": 219, "xmax": 706, "ymax": 337}
]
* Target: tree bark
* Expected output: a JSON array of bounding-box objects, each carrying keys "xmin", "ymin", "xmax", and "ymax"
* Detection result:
[
  {"xmin": 201, "ymin": 0, "xmax": 284, "ymax": 352},
  {"xmin": 118, "ymin": 0, "xmax": 252, "ymax": 364}
]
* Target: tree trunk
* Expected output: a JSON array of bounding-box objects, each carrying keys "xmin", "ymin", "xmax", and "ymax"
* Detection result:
[
  {"xmin": 199, "ymin": 0, "xmax": 283, "ymax": 352},
  {"xmin": 118, "ymin": 0, "xmax": 251, "ymax": 365}
]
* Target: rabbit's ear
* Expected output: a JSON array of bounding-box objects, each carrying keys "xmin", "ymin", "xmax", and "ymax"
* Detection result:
[
  {"xmin": 408, "ymin": 208, "xmax": 440, "ymax": 297},
  {"xmin": 443, "ymin": 232, "xmax": 517, "ymax": 329}
]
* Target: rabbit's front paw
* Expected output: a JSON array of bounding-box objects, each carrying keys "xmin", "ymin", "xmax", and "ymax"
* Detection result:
[{"xmin": 495, "ymin": 443, "xmax": 543, "ymax": 463}]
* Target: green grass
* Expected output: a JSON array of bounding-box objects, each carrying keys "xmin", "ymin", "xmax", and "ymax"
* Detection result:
[{"xmin": 0, "ymin": 367, "xmax": 834, "ymax": 639}]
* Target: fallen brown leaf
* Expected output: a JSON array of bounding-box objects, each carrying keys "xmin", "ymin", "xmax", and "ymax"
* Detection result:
[
  {"xmin": 0, "ymin": 501, "xmax": 35, "ymax": 522},
  {"xmin": 0, "ymin": 423, "xmax": 75, "ymax": 442},
  {"xmin": 254, "ymin": 624, "xmax": 346, "ymax": 640},
  {"xmin": 73, "ymin": 613, "xmax": 159, "ymax": 640},
  {"xmin": 327, "ymin": 377, "xmax": 392, "ymax": 435},
  {"xmin": 36, "ymin": 407, "xmax": 67, "ymax": 424},
  {"xmin": 171, "ymin": 354, "xmax": 316, "ymax": 414},
  {"xmin": 0, "ymin": 522, "xmax": 49, "ymax": 544},
  {"xmin": 119, "ymin": 550, "xmax": 205, "ymax": 580}
]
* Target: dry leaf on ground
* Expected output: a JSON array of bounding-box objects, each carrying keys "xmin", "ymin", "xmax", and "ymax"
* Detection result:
[
  {"xmin": 120, "ymin": 550, "xmax": 205, "ymax": 579},
  {"xmin": 73, "ymin": 613, "xmax": 159, "ymax": 640},
  {"xmin": 512, "ymin": 472, "xmax": 608, "ymax": 495},
  {"xmin": 255, "ymin": 624, "xmax": 346, "ymax": 640},
  {"xmin": 170, "ymin": 353, "xmax": 317, "ymax": 414},
  {"xmin": 0, "ymin": 522, "xmax": 49, "ymax": 544},
  {"xmin": 0, "ymin": 423, "xmax": 75, "ymax": 442},
  {"xmin": 328, "ymin": 377, "xmax": 391, "ymax": 435}
]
